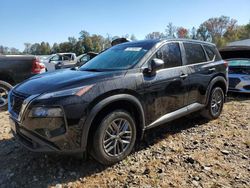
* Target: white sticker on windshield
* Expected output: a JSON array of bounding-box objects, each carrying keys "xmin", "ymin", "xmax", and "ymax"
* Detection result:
[{"xmin": 125, "ymin": 47, "xmax": 142, "ymax": 52}]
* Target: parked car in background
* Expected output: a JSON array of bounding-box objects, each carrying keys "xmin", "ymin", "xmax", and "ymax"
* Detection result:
[
  {"xmin": 76, "ymin": 52, "xmax": 98, "ymax": 67},
  {"xmin": 111, "ymin": 37, "xmax": 130, "ymax": 46},
  {"xmin": 8, "ymin": 39, "xmax": 228, "ymax": 165},
  {"xmin": 220, "ymin": 46, "xmax": 250, "ymax": 93},
  {"xmin": 42, "ymin": 53, "xmax": 77, "ymax": 71},
  {"xmin": 0, "ymin": 55, "xmax": 45, "ymax": 110},
  {"xmin": 38, "ymin": 55, "xmax": 51, "ymax": 62}
]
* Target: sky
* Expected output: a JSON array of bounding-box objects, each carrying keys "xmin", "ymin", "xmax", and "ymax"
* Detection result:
[{"xmin": 1, "ymin": 0, "xmax": 250, "ymax": 50}]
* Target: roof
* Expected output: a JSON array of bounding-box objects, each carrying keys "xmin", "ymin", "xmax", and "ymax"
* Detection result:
[
  {"xmin": 123, "ymin": 38, "xmax": 215, "ymax": 46},
  {"xmin": 163, "ymin": 38, "xmax": 215, "ymax": 46},
  {"xmin": 228, "ymin": 39, "xmax": 250, "ymax": 47}
]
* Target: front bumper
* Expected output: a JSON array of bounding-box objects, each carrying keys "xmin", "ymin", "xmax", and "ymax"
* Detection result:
[
  {"xmin": 228, "ymin": 74, "xmax": 250, "ymax": 93},
  {"xmin": 8, "ymin": 91, "xmax": 88, "ymax": 154},
  {"xmin": 10, "ymin": 117, "xmax": 60, "ymax": 152},
  {"xmin": 9, "ymin": 116, "xmax": 84, "ymax": 154}
]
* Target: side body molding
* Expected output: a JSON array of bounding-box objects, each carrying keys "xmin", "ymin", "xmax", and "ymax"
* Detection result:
[{"xmin": 80, "ymin": 94, "xmax": 145, "ymax": 150}]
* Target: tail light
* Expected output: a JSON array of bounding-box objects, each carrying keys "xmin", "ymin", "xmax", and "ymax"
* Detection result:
[
  {"xmin": 32, "ymin": 57, "xmax": 44, "ymax": 74},
  {"xmin": 224, "ymin": 60, "xmax": 228, "ymax": 68}
]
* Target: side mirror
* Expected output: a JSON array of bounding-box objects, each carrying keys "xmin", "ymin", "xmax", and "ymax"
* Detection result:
[{"xmin": 143, "ymin": 58, "xmax": 164, "ymax": 76}]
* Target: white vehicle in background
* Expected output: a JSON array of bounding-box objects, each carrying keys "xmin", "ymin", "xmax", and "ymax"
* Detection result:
[{"xmin": 40, "ymin": 53, "xmax": 77, "ymax": 71}]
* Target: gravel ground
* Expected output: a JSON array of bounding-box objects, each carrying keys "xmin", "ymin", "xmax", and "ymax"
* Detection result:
[{"xmin": 0, "ymin": 94, "xmax": 249, "ymax": 188}]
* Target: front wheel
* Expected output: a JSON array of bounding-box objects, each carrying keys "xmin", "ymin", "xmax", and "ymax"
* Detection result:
[
  {"xmin": 91, "ymin": 110, "xmax": 137, "ymax": 165},
  {"xmin": 201, "ymin": 87, "xmax": 224, "ymax": 120},
  {"xmin": 0, "ymin": 81, "xmax": 13, "ymax": 111}
]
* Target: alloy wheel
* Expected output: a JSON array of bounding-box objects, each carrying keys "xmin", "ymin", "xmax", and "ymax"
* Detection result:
[
  {"xmin": 103, "ymin": 118, "xmax": 133, "ymax": 157},
  {"xmin": 211, "ymin": 88, "xmax": 223, "ymax": 116}
]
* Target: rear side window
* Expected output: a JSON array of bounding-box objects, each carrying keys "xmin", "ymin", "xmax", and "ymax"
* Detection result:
[
  {"xmin": 184, "ymin": 43, "xmax": 207, "ymax": 64},
  {"xmin": 156, "ymin": 42, "xmax": 182, "ymax": 68},
  {"xmin": 64, "ymin": 54, "xmax": 72, "ymax": 60},
  {"xmin": 204, "ymin": 45, "xmax": 221, "ymax": 61}
]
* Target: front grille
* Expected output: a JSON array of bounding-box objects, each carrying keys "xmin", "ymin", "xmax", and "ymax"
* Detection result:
[
  {"xmin": 11, "ymin": 92, "xmax": 29, "ymax": 115},
  {"xmin": 229, "ymin": 78, "xmax": 241, "ymax": 88}
]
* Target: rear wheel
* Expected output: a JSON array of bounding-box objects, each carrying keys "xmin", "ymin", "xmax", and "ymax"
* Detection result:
[
  {"xmin": 201, "ymin": 87, "xmax": 224, "ymax": 120},
  {"xmin": 0, "ymin": 81, "xmax": 13, "ymax": 111},
  {"xmin": 91, "ymin": 110, "xmax": 136, "ymax": 165}
]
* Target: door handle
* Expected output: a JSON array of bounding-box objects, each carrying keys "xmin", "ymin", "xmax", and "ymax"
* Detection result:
[
  {"xmin": 209, "ymin": 68, "xmax": 216, "ymax": 72},
  {"xmin": 180, "ymin": 74, "xmax": 188, "ymax": 79}
]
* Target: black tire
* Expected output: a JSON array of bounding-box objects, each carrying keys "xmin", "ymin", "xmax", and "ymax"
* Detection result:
[
  {"xmin": 91, "ymin": 110, "xmax": 137, "ymax": 165},
  {"xmin": 0, "ymin": 80, "xmax": 13, "ymax": 111},
  {"xmin": 201, "ymin": 87, "xmax": 224, "ymax": 120}
]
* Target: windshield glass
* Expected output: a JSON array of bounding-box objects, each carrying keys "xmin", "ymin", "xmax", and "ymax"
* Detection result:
[
  {"xmin": 80, "ymin": 41, "xmax": 155, "ymax": 71},
  {"xmin": 228, "ymin": 59, "xmax": 250, "ymax": 67}
]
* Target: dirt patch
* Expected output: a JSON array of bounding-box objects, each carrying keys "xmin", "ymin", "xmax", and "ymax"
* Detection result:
[{"xmin": 0, "ymin": 95, "xmax": 249, "ymax": 188}]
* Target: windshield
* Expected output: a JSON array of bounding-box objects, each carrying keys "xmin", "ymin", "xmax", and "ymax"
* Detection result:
[
  {"xmin": 38, "ymin": 55, "xmax": 51, "ymax": 61},
  {"xmin": 80, "ymin": 41, "xmax": 155, "ymax": 71},
  {"xmin": 228, "ymin": 59, "xmax": 250, "ymax": 67}
]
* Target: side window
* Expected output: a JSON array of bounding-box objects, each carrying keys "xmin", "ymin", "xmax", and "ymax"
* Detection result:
[
  {"xmin": 183, "ymin": 43, "xmax": 207, "ymax": 64},
  {"xmin": 63, "ymin": 55, "xmax": 70, "ymax": 61},
  {"xmin": 80, "ymin": 55, "xmax": 90, "ymax": 63},
  {"xmin": 155, "ymin": 42, "xmax": 182, "ymax": 68},
  {"xmin": 63, "ymin": 54, "xmax": 71, "ymax": 60},
  {"xmin": 50, "ymin": 55, "xmax": 62, "ymax": 61},
  {"xmin": 205, "ymin": 45, "xmax": 221, "ymax": 61},
  {"xmin": 204, "ymin": 45, "xmax": 215, "ymax": 61}
]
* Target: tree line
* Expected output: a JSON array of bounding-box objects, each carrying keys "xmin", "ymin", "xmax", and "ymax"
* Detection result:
[
  {"xmin": 1, "ymin": 16, "xmax": 249, "ymax": 56},
  {"xmin": 146, "ymin": 16, "xmax": 250, "ymax": 47}
]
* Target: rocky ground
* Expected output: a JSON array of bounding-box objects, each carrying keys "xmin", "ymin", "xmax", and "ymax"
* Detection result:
[{"xmin": 0, "ymin": 94, "xmax": 249, "ymax": 188}]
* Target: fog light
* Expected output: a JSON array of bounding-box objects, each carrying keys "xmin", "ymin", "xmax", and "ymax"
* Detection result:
[{"xmin": 29, "ymin": 107, "xmax": 63, "ymax": 118}]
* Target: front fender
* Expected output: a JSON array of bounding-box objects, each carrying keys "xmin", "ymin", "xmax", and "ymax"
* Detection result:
[{"xmin": 80, "ymin": 94, "xmax": 145, "ymax": 151}]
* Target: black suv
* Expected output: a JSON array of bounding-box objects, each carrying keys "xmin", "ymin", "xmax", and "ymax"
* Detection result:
[{"xmin": 9, "ymin": 39, "xmax": 228, "ymax": 165}]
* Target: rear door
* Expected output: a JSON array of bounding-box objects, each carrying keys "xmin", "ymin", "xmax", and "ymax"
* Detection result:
[
  {"xmin": 61, "ymin": 54, "xmax": 76, "ymax": 68},
  {"xmin": 183, "ymin": 42, "xmax": 216, "ymax": 105},
  {"xmin": 142, "ymin": 42, "xmax": 189, "ymax": 124}
]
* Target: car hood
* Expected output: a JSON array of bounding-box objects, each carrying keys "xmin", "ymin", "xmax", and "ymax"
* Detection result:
[{"xmin": 14, "ymin": 69, "xmax": 125, "ymax": 95}]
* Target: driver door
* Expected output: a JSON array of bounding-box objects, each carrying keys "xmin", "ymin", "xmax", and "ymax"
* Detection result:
[{"xmin": 142, "ymin": 42, "xmax": 189, "ymax": 125}]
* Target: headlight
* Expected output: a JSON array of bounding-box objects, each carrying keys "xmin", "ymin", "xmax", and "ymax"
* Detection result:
[
  {"xmin": 29, "ymin": 107, "xmax": 63, "ymax": 118},
  {"xmin": 242, "ymin": 76, "xmax": 250, "ymax": 80},
  {"xmin": 37, "ymin": 85, "xmax": 93, "ymax": 100}
]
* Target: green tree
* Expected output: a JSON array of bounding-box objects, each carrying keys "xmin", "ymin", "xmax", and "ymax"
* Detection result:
[
  {"xmin": 165, "ymin": 22, "xmax": 176, "ymax": 38},
  {"xmin": 91, "ymin": 34, "xmax": 104, "ymax": 52},
  {"xmin": 30, "ymin": 43, "xmax": 41, "ymax": 55},
  {"xmin": 190, "ymin": 27, "xmax": 197, "ymax": 39},
  {"xmin": 59, "ymin": 42, "xmax": 73, "ymax": 53},
  {"xmin": 73, "ymin": 41, "xmax": 84, "ymax": 56},
  {"xmin": 197, "ymin": 24, "xmax": 212, "ymax": 41},
  {"xmin": 130, "ymin": 34, "xmax": 137, "ymax": 41},
  {"xmin": 51, "ymin": 43, "xmax": 60, "ymax": 54},
  {"xmin": 40, "ymin": 42, "xmax": 50, "ymax": 55},
  {"xmin": 145, "ymin": 32, "xmax": 165, "ymax": 39},
  {"xmin": 23, "ymin": 43, "xmax": 32, "ymax": 54}
]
